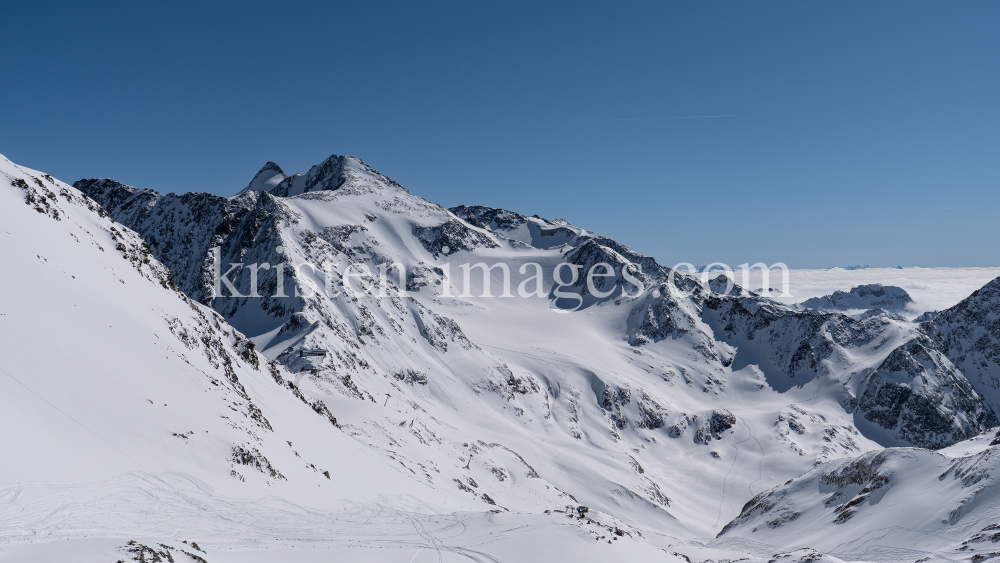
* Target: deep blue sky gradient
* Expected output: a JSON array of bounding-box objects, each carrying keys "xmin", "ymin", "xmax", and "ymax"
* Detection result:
[{"xmin": 2, "ymin": 1, "xmax": 998, "ymax": 268}]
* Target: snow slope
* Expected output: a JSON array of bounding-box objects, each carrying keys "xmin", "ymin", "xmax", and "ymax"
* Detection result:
[{"xmin": 716, "ymin": 429, "xmax": 1000, "ymax": 562}]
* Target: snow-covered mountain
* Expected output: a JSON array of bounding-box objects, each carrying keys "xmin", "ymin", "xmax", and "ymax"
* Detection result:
[
  {"xmin": 926, "ymin": 278, "xmax": 1000, "ymax": 411},
  {"xmin": 702, "ymin": 292, "xmax": 996, "ymax": 449},
  {"xmin": 799, "ymin": 283, "xmax": 914, "ymax": 313},
  {"xmin": 716, "ymin": 429, "xmax": 1000, "ymax": 562},
  {"xmin": 2, "ymin": 153, "xmax": 527, "ymax": 560},
  {"xmin": 5, "ymin": 151, "xmax": 1000, "ymax": 561}
]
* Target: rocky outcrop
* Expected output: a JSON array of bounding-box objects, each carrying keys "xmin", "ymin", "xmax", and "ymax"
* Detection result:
[
  {"xmin": 857, "ymin": 337, "xmax": 997, "ymax": 448},
  {"xmin": 926, "ymin": 277, "xmax": 1000, "ymax": 411}
]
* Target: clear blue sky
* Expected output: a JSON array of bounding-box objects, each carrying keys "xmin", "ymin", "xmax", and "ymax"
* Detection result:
[{"xmin": 2, "ymin": 1, "xmax": 997, "ymax": 268}]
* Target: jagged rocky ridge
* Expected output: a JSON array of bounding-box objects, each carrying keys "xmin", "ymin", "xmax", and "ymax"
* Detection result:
[
  {"xmin": 701, "ymin": 292, "xmax": 998, "ymax": 448},
  {"xmin": 925, "ymin": 277, "xmax": 1000, "ymax": 412}
]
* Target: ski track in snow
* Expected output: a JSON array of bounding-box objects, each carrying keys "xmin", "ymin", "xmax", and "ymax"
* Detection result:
[
  {"xmin": 715, "ymin": 423, "xmax": 752, "ymax": 528},
  {"xmin": 744, "ymin": 418, "xmax": 764, "ymax": 498}
]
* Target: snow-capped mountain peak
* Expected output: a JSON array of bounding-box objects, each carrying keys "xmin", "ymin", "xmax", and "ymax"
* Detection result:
[
  {"xmin": 263, "ymin": 154, "xmax": 409, "ymax": 197},
  {"xmin": 240, "ymin": 160, "xmax": 286, "ymax": 194}
]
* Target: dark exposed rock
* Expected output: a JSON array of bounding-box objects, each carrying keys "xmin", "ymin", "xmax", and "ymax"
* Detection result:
[
  {"xmin": 926, "ymin": 277, "xmax": 1000, "ymax": 413},
  {"xmin": 703, "ymin": 291, "xmax": 996, "ymax": 448},
  {"xmin": 710, "ymin": 409, "xmax": 737, "ymax": 437},
  {"xmin": 413, "ymin": 219, "xmax": 500, "ymax": 256},
  {"xmin": 232, "ymin": 445, "xmax": 285, "ymax": 480},
  {"xmin": 449, "ymin": 205, "xmax": 529, "ymax": 231}
]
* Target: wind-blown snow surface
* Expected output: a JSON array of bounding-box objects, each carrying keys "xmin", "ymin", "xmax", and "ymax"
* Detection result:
[{"xmin": 5, "ymin": 151, "xmax": 1000, "ymax": 561}]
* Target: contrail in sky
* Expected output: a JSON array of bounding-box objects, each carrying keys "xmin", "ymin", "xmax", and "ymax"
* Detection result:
[{"xmin": 587, "ymin": 114, "xmax": 737, "ymax": 122}]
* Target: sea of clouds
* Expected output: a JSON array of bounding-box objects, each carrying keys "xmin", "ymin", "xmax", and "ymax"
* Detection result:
[{"xmin": 736, "ymin": 267, "xmax": 1000, "ymax": 319}]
